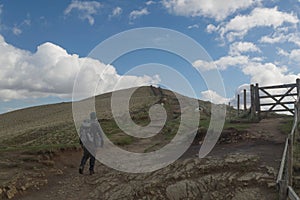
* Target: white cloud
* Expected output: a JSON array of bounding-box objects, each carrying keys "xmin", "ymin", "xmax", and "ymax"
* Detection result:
[
  {"xmin": 229, "ymin": 42, "xmax": 261, "ymax": 55},
  {"xmin": 110, "ymin": 6, "xmax": 122, "ymax": 18},
  {"xmin": 200, "ymin": 90, "xmax": 229, "ymax": 104},
  {"xmin": 0, "ymin": 35, "xmax": 160, "ymax": 101},
  {"xmin": 11, "ymin": 16, "xmax": 31, "ymax": 36},
  {"xmin": 206, "ymin": 24, "xmax": 217, "ymax": 33},
  {"xmin": 188, "ymin": 24, "xmax": 199, "ymax": 29},
  {"xmin": 129, "ymin": 8, "xmax": 150, "ymax": 21},
  {"xmin": 260, "ymin": 32, "xmax": 300, "ymax": 47},
  {"xmin": 277, "ymin": 48, "xmax": 289, "ymax": 57},
  {"xmin": 260, "ymin": 33, "xmax": 286, "ymax": 44},
  {"xmin": 209, "ymin": 7, "xmax": 299, "ymax": 41},
  {"xmin": 290, "ymin": 49, "xmax": 300, "ymax": 63},
  {"xmin": 193, "ymin": 55, "xmax": 249, "ymax": 71},
  {"xmin": 242, "ymin": 62, "xmax": 299, "ymax": 86},
  {"xmin": 162, "ymin": 0, "xmax": 259, "ymax": 21},
  {"xmin": 146, "ymin": 1, "xmax": 155, "ymax": 5},
  {"xmin": 12, "ymin": 26, "xmax": 22, "ymax": 35},
  {"xmin": 64, "ymin": 0, "xmax": 102, "ymax": 25}
]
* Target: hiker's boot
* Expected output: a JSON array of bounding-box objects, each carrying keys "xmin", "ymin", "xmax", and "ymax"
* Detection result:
[
  {"xmin": 89, "ymin": 170, "xmax": 94, "ymax": 175},
  {"xmin": 79, "ymin": 166, "xmax": 84, "ymax": 174}
]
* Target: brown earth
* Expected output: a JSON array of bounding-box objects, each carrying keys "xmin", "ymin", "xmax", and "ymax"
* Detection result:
[{"xmin": 0, "ymin": 118, "xmax": 287, "ymax": 200}]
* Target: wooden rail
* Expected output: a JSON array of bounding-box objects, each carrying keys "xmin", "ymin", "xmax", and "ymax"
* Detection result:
[
  {"xmin": 277, "ymin": 96, "xmax": 300, "ymax": 200},
  {"xmin": 250, "ymin": 79, "xmax": 300, "ymax": 118}
]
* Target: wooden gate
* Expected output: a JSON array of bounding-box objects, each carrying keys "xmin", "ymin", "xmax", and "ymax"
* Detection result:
[{"xmin": 250, "ymin": 79, "xmax": 300, "ymax": 118}]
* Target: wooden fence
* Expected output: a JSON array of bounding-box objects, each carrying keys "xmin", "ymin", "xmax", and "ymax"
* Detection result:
[
  {"xmin": 277, "ymin": 98, "xmax": 300, "ymax": 200},
  {"xmin": 235, "ymin": 79, "xmax": 300, "ymax": 199},
  {"xmin": 250, "ymin": 79, "xmax": 300, "ymax": 119},
  {"xmin": 276, "ymin": 83, "xmax": 300, "ymax": 200}
]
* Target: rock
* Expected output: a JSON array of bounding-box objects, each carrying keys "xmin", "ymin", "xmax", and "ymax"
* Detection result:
[
  {"xmin": 6, "ymin": 186, "xmax": 17, "ymax": 199},
  {"xmin": 265, "ymin": 166, "xmax": 275, "ymax": 176},
  {"xmin": 267, "ymin": 182, "xmax": 276, "ymax": 188},
  {"xmin": 225, "ymin": 154, "xmax": 258, "ymax": 164},
  {"xmin": 39, "ymin": 160, "xmax": 55, "ymax": 166},
  {"xmin": 55, "ymin": 169, "xmax": 63, "ymax": 175},
  {"xmin": 166, "ymin": 180, "xmax": 200, "ymax": 200}
]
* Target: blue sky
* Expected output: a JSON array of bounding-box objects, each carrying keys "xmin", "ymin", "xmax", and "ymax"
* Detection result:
[{"xmin": 0, "ymin": 0, "xmax": 300, "ymax": 113}]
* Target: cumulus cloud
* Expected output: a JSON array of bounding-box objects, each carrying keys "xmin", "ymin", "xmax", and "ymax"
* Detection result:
[
  {"xmin": 129, "ymin": 8, "xmax": 149, "ymax": 21},
  {"xmin": 146, "ymin": 1, "xmax": 155, "ymax": 5},
  {"xmin": 64, "ymin": 0, "xmax": 102, "ymax": 25},
  {"xmin": 0, "ymin": 35, "xmax": 160, "ymax": 101},
  {"xmin": 12, "ymin": 26, "xmax": 22, "ymax": 35},
  {"xmin": 277, "ymin": 48, "xmax": 289, "ymax": 57},
  {"xmin": 242, "ymin": 62, "xmax": 299, "ymax": 86},
  {"xmin": 260, "ymin": 32, "xmax": 300, "ymax": 47},
  {"xmin": 162, "ymin": 0, "xmax": 259, "ymax": 21},
  {"xmin": 200, "ymin": 90, "xmax": 229, "ymax": 104},
  {"xmin": 229, "ymin": 42, "xmax": 261, "ymax": 55},
  {"xmin": 193, "ymin": 55, "xmax": 249, "ymax": 71},
  {"xmin": 109, "ymin": 6, "xmax": 122, "ymax": 18},
  {"xmin": 187, "ymin": 24, "xmax": 199, "ymax": 29},
  {"xmin": 208, "ymin": 7, "xmax": 299, "ymax": 41},
  {"xmin": 11, "ymin": 17, "xmax": 31, "ymax": 36},
  {"xmin": 290, "ymin": 49, "xmax": 300, "ymax": 63}
]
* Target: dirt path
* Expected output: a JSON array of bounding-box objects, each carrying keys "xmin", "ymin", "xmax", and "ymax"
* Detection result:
[
  {"xmin": 16, "ymin": 118, "xmax": 286, "ymax": 200},
  {"xmin": 182, "ymin": 118, "xmax": 286, "ymax": 168}
]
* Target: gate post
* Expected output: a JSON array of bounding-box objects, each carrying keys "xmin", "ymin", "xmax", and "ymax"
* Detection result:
[
  {"xmin": 244, "ymin": 89, "xmax": 247, "ymax": 111},
  {"xmin": 250, "ymin": 84, "xmax": 256, "ymax": 120},
  {"xmin": 297, "ymin": 79, "xmax": 300, "ymax": 101},
  {"xmin": 255, "ymin": 83, "xmax": 261, "ymax": 120},
  {"xmin": 237, "ymin": 94, "xmax": 240, "ymax": 117}
]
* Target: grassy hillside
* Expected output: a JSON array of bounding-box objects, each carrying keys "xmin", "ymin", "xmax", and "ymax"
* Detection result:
[{"xmin": 0, "ymin": 86, "xmax": 214, "ymax": 152}]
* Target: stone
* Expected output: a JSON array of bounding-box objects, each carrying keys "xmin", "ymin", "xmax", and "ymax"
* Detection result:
[
  {"xmin": 166, "ymin": 180, "xmax": 200, "ymax": 200},
  {"xmin": 39, "ymin": 160, "xmax": 55, "ymax": 166},
  {"xmin": 6, "ymin": 186, "xmax": 17, "ymax": 199},
  {"xmin": 267, "ymin": 182, "xmax": 276, "ymax": 188}
]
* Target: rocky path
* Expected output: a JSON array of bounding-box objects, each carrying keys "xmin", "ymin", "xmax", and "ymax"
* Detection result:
[{"xmin": 4, "ymin": 118, "xmax": 287, "ymax": 200}]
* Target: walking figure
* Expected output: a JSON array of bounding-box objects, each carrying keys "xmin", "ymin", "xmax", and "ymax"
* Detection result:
[{"xmin": 79, "ymin": 112, "xmax": 103, "ymax": 175}]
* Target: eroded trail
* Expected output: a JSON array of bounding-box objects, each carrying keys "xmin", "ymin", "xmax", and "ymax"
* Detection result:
[{"xmin": 9, "ymin": 118, "xmax": 287, "ymax": 200}]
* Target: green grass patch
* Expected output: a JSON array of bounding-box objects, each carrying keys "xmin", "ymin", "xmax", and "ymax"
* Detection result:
[
  {"xmin": 223, "ymin": 121, "xmax": 250, "ymax": 131},
  {"xmin": 107, "ymin": 132, "xmax": 134, "ymax": 146},
  {"xmin": 279, "ymin": 117, "xmax": 294, "ymax": 135},
  {"xmin": 0, "ymin": 143, "xmax": 80, "ymax": 153}
]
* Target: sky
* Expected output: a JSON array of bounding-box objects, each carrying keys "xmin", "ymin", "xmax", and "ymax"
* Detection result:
[{"xmin": 0, "ymin": 0, "xmax": 300, "ymax": 113}]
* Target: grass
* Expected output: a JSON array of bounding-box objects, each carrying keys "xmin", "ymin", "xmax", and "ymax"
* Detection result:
[
  {"xmin": 4, "ymin": 85, "xmax": 290, "ymax": 154},
  {"xmin": 223, "ymin": 121, "xmax": 250, "ymax": 131},
  {"xmin": 108, "ymin": 134, "xmax": 134, "ymax": 146},
  {"xmin": 0, "ymin": 143, "xmax": 79, "ymax": 153},
  {"xmin": 279, "ymin": 116, "xmax": 294, "ymax": 134}
]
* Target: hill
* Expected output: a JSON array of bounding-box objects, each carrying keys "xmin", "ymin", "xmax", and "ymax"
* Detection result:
[
  {"xmin": 0, "ymin": 86, "xmax": 289, "ymax": 199},
  {"xmin": 0, "ymin": 86, "xmax": 213, "ymax": 152}
]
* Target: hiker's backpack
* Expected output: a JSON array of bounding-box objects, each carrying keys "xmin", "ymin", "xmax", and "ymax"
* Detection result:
[
  {"xmin": 80, "ymin": 120, "xmax": 102, "ymax": 148},
  {"xmin": 80, "ymin": 120, "xmax": 94, "ymax": 146}
]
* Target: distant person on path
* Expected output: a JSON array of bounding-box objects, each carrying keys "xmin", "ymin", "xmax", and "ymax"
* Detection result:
[{"xmin": 79, "ymin": 112, "xmax": 103, "ymax": 175}]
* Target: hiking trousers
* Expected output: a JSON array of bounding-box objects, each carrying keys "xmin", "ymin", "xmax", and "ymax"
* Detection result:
[{"xmin": 80, "ymin": 147, "xmax": 95, "ymax": 171}]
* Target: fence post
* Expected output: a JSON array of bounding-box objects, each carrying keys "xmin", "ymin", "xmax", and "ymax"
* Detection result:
[
  {"xmin": 255, "ymin": 83, "xmax": 261, "ymax": 120},
  {"xmin": 250, "ymin": 84, "xmax": 256, "ymax": 120},
  {"xmin": 296, "ymin": 79, "xmax": 300, "ymax": 100},
  {"xmin": 228, "ymin": 102, "xmax": 231, "ymax": 121},
  {"xmin": 244, "ymin": 89, "xmax": 247, "ymax": 111},
  {"xmin": 279, "ymin": 180, "xmax": 288, "ymax": 200},
  {"xmin": 237, "ymin": 94, "xmax": 240, "ymax": 117},
  {"xmin": 288, "ymin": 134, "xmax": 293, "ymax": 186}
]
